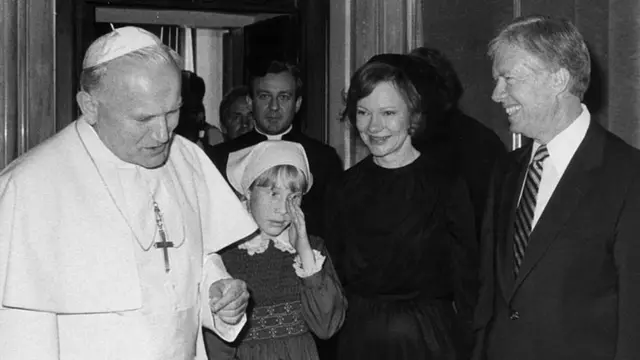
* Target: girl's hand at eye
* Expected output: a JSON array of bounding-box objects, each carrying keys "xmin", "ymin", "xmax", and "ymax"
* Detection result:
[
  {"xmin": 286, "ymin": 193, "xmax": 309, "ymax": 252},
  {"xmin": 290, "ymin": 193, "xmax": 302, "ymax": 207}
]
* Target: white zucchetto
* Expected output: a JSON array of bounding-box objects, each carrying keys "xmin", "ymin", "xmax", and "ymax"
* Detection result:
[{"xmin": 82, "ymin": 26, "xmax": 162, "ymax": 69}]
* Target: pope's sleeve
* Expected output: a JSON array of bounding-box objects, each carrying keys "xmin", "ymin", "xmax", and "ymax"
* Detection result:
[
  {"xmin": 197, "ymin": 149, "xmax": 257, "ymax": 254},
  {"xmin": 0, "ymin": 175, "xmax": 60, "ymax": 359},
  {"xmin": 196, "ymin": 151, "xmax": 257, "ymax": 341}
]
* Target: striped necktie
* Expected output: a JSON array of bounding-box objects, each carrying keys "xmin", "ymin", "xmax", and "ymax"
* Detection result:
[{"xmin": 513, "ymin": 145, "xmax": 549, "ymax": 276}]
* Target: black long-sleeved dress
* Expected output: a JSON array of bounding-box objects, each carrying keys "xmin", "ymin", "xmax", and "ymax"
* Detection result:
[{"xmin": 325, "ymin": 154, "xmax": 478, "ymax": 360}]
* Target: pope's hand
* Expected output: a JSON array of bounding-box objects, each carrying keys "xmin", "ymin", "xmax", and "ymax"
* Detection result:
[{"xmin": 209, "ymin": 278, "xmax": 249, "ymax": 325}]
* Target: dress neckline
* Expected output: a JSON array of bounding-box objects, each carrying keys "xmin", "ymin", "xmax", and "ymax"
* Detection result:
[{"xmin": 366, "ymin": 153, "xmax": 423, "ymax": 174}]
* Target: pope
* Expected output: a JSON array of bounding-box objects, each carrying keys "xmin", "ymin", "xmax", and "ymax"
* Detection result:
[{"xmin": 0, "ymin": 26, "xmax": 257, "ymax": 359}]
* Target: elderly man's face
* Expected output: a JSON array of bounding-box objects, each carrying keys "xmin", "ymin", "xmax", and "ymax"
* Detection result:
[
  {"xmin": 225, "ymin": 97, "xmax": 254, "ymax": 140},
  {"xmin": 93, "ymin": 60, "xmax": 182, "ymax": 168},
  {"xmin": 491, "ymin": 44, "xmax": 558, "ymax": 141},
  {"xmin": 249, "ymin": 71, "xmax": 302, "ymax": 136}
]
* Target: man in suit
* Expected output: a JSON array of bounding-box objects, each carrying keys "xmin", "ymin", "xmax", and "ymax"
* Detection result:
[
  {"xmin": 473, "ymin": 15, "xmax": 640, "ymax": 360},
  {"xmin": 205, "ymin": 59, "xmax": 343, "ymax": 238}
]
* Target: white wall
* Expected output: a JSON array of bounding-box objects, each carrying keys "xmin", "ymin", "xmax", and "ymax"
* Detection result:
[{"xmin": 195, "ymin": 28, "xmax": 225, "ymax": 129}]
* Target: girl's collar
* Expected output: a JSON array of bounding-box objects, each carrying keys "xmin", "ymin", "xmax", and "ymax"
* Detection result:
[{"xmin": 238, "ymin": 230, "xmax": 296, "ymax": 256}]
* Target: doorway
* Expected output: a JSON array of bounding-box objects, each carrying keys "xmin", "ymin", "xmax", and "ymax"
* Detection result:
[{"xmin": 61, "ymin": 1, "xmax": 329, "ymax": 143}]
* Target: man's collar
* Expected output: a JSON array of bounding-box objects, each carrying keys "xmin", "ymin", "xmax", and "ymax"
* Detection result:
[
  {"xmin": 255, "ymin": 125, "xmax": 293, "ymax": 140},
  {"xmin": 532, "ymin": 104, "xmax": 590, "ymax": 173}
]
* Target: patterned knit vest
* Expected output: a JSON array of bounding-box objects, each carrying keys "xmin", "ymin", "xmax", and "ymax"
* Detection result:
[{"xmin": 221, "ymin": 242, "xmax": 308, "ymax": 342}]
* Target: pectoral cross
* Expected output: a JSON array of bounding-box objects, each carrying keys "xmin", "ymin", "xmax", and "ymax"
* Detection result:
[{"xmin": 153, "ymin": 201, "xmax": 174, "ymax": 273}]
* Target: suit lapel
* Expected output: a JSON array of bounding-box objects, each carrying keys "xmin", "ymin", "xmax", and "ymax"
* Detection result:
[
  {"xmin": 508, "ymin": 122, "xmax": 604, "ymax": 301},
  {"xmin": 496, "ymin": 145, "xmax": 531, "ymax": 301}
]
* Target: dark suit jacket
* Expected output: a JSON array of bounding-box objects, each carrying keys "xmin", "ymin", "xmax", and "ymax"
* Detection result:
[
  {"xmin": 204, "ymin": 130, "xmax": 343, "ymax": 238},
  {"xmin": 473, "ymin": 121, "xmax": 640, "ymax": 360}
]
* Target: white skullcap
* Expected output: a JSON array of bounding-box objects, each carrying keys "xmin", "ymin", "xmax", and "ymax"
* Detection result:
[
  {"xmin": 227, "ymin": 141, "xmax": 313, "ymax": 195},
  {"xmin": 82, "ymin": 26, "xmax": 163, "ymax": 69}
]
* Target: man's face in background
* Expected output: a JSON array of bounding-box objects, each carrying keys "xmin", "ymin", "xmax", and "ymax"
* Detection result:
[
  {"xmin": 224, "ymin": 96, "xmax": 254, "ymax": 140},
  {"xmin": 249, "ymin": 71, "xmax": 302, "ymax": 136}
]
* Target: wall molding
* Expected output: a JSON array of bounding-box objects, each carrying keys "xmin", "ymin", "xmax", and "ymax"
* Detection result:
[{"xmin": 0, "ymin": 0, "xmax": 56, "ymax": 169}]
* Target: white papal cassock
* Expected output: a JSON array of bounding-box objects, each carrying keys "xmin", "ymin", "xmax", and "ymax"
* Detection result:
[{"xmin": 0, "ymin": 117, "xmax": 257, "ymax": 359}]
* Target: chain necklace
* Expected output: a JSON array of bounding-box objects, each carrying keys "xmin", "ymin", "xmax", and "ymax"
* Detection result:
[{"xmin": 74, "ymin": 122, "xmax": 187, "ymax": 260}]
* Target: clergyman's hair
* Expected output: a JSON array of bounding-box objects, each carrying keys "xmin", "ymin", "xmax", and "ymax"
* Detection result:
[{"xmin": 247, "ymin": 59, "xmax": 303, "ymax": 99}]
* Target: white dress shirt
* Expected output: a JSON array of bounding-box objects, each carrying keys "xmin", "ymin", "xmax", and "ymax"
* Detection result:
[{"xmin": 526, "ymin": 104, "xmax": 590, "ymax": 229}]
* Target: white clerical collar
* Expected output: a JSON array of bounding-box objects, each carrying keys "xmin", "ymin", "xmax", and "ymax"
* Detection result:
[
  {"xmin": 532, "ymin": 103, "xmax": 590, "ymax": 174},
  {"xmin": 255, "ymin": 125, "xmax": 293, "ymax": 140},
  {"xmin": 75, "ymin": 116, "xmax": 137, "ymax": 169}
]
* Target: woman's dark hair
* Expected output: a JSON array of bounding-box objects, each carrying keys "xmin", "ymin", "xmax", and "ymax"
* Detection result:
[
  {"xmin": 342, "ymin": 54, "xmax": 445, "ymax": 138},
  {"xmin": 410, "ymin": 47, "xmax": 463, "ymax": 111}
]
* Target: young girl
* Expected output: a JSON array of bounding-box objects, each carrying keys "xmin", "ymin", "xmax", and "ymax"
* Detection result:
[{"xmin": 212, "ymin": 140, "xmax": 346, "ymax": 360}]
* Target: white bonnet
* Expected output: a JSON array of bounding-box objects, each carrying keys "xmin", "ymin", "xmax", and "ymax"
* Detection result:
[
  {"xmin": 82, "ymin": 26, "xmax": 162, "ymax": 69},
  {"xmin": 226, "ymin": 141, "xmax": 313, "ymax": 195}
]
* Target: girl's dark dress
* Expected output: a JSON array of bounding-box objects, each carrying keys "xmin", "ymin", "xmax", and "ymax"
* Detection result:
[
  {"xmin": 326, "ymin": 154, "xmax": 478, "ymax": 360},
  {"xmin": 216, "ymin": 235, "xmax": 345, "ymax": 360}
]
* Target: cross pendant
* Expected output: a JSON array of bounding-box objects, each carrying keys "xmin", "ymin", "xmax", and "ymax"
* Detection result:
[{"xmin": 153, "ymin": 202, "xmax": 174, "ymax": 273}]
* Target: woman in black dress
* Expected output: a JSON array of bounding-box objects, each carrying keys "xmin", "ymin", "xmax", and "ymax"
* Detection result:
[{"xmin": 325, "ymin": 55, "xmax": 478, "ymax": 360}]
